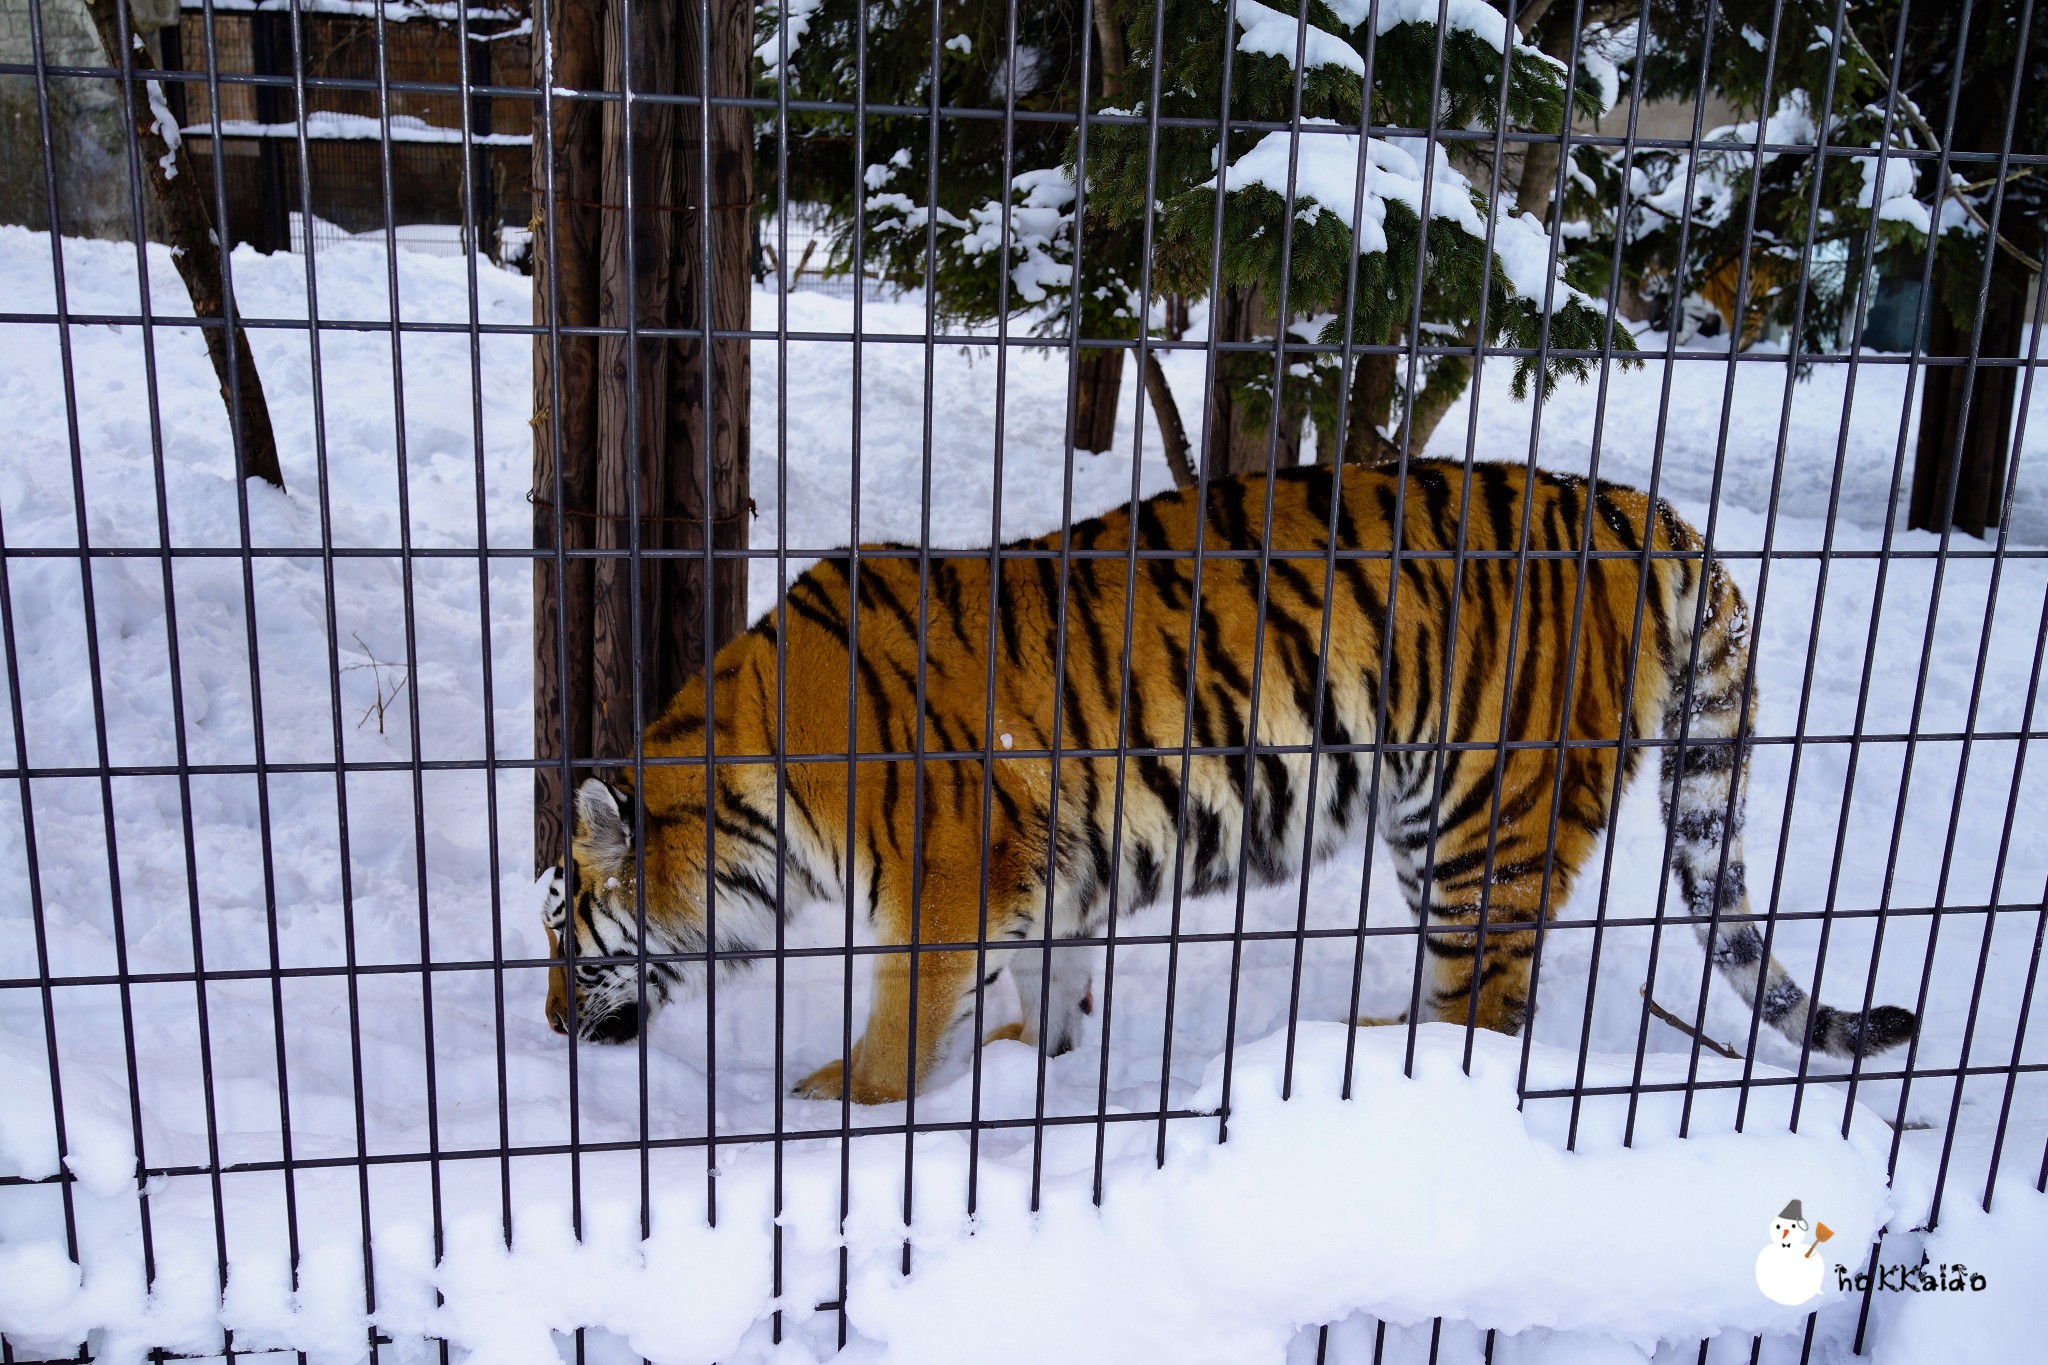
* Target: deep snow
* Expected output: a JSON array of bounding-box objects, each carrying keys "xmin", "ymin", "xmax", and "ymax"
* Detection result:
[{"xmin": 1, "ymin": 226, "xmax": 2045, "ymax": 1362}]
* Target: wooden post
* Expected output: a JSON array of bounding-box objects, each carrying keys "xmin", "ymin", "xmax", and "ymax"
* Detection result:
[
  {"xmin": 1902, "ymin": 56, "xmax": 2040, "ymax": 541},
  {"xmin": 592, "ymin": 0, "xmax": 679, "ymax": 769},
  {"xmin": 1908, "ymin": 250, "xmax": 2027, "ymax": 538},
  {"xmin": 532, "ymin": 0, "xmax": 606, "ymax": 872},
  {"xmin": 82, "ymin": 0, "xmax": 285, "ymax": 491},
  {"xmin": 656, "ymin": 0, "xmax": 752, "ymax": 692},
  {"xmin": 1071, "ymin": 348, "xmax": 1125, "ymax": 454},
  {"xmin": 532, "ymin": 0, "xmax": 752, "ymax": 871}
]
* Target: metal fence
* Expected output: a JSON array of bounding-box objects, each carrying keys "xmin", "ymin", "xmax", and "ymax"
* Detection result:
[{"xmin": 2, "ymin": 0, "xmax": 2045, "ymax": 1362}]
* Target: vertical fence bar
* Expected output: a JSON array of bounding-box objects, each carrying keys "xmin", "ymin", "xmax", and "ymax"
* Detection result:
[
  {"xmin": 365, "ymin": 10, "xmax": 448, "ymax": 1355},
  {"xmin": 1621, "ymin": 0, "xmax": 1781, "ymax": 1153},
  {"xmin": 1671, "ymin": 0, "xmax": 1853, "ymax": 1141},
  {"xmin": 1953, "ymin": 276, "xmax": 2048, "ymax": 1223},
  {"xmin": 1211, "ymin": 0, "xmax": 1315, "ymax": 1142},
  {"xmin": 833, "ymin": 0, "xmax": 872, "ymax": 1340},
  {"xmin": 770, "ymin": 0, "xmax": 795, "ymax": 1341},
  {"xmin": 451, "ymin": 0, "xmax": 515, "ymax": 1266},
  {"xmin": 1092, "ymin": 0, "xmax": 1183, "ymax": 1184},
  {"xmin": 965, "ymin": 0, "xmax": 1027, "ymax": 1225},
  {"xmin": 1154, "ymin": 0, "xmax": 1245, "ymax": 1166},
  {"xmin": 25, "ymin": 0, "xmax": 161, "ymax": 1336},
  {"xmin": 1025, "ymin": 0, "xmax": 1098, "ymax": 1207},
  {"xmin": 1292, "ymin": 0, "xmax": 1393, "ymax": 1106},
  {"xmin": 1735, "ymin": 0, "xmax": 1920, "ymax": 1136},
  {"xmin": 1794, "ymin": 0, "xmax": 1974, "ymax": 1141},
  {"xmin": 110, "ymin": 3, "xmax": 244, "ymax": 1356},
  {"xmin": 1592, "ymin": 0, "xmax": 1724, "ymax": 1151}
]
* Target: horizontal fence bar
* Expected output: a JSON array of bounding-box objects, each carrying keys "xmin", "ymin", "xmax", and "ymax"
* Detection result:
[
  {"xmin": 3, "ymin": 898, "xmax": 2036, "ymax": 997},
  {"xmin": 2, "ymin": 728, "xmax": 2044, "ymax": 785},
  {"xmin": 3, "ymin": 310, "xmax": 2037, "ymax": 370}
]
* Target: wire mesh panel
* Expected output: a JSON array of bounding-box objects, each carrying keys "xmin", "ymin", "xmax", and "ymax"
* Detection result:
[{"xmin": 1, "ymin": 0, "xmax": 2045, "ymax": 1362}]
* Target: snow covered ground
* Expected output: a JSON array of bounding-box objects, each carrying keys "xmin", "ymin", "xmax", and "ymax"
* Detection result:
[{"xmin": 2, "ymin": 225, "xmax": 2045, "ymax": 1362}]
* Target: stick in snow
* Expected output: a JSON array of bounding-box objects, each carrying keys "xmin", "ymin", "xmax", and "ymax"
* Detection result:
[{"xmin": 1638, "ymin": 986, "xmax": 1744, "ymax": 1060}]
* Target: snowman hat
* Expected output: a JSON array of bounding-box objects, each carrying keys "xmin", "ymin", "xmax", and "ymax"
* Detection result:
[{"xmin": 1779, "ymin": 1200, "xmax": 1806, "ymax": 1223}]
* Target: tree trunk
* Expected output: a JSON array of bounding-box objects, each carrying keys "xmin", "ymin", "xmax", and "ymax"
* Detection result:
[
  {"xmin": 533, "ymin": 0, "xmax": 607, "ymax": 872},
  {"xmin": 656, "ymin": 0, "xmax": 753, "ymax": 697},
  {"xmin": 1908, "ymin": 250, "xmax": 2027, "ymax": 538},
  {"xmin": 1141, "ymin": 348, "xmax": 1196, "ymax": 486},
  {"xmin": 1073, "ymin": 5, "xmax": 1129, "ymax": 458},
  {"xmin": 1205, "ymin": 282, "xmax": 1298, "ymax": 476},
  {"xmin": 1341, "ymin": 347, "xmax": 1403, "ymax": 464},
  {"xmin": 1072, "ymin": 348, "xmax": 1125, "ymax": 453},
  {"xmin": 1396, "ymin": 354, "xmax": 1472, "ymax": 458},
  {"xmin": 1093, "ymin": 1, "xmax": 1127, "ymax": 102},
  {"xmin": 590, "ymin": 0, "xmax": 678, "ymax": 770},
  {"xmin": 83, "ymin": 0, "xmax": 285, "ymax": 492},
  {"xmin": 531, "ymin": 0, "xmax": 754, "ymax": 870},
  {"xmin": 1512, "ymin": 13, "xmax": 1578, "ymax": 228}
]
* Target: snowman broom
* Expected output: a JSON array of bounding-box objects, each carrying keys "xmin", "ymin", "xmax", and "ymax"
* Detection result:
[{"xmin": 1806, "ymin": 1222, "xmax": 1834, "ymax": 1258}]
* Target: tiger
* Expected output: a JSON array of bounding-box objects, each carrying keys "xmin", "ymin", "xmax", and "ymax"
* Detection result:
[
  {"xmin": 540, "ymin": 460, "xmax": 1916, "ymax": 1102},
  {"xmin": 1648, "ymin": 252, "xmax": 1796, "ymax": 350}
]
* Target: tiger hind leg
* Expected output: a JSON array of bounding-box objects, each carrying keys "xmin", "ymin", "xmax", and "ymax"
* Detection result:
[
  {"xmin": 1385, "ymin": 751, "xmax": 1597, "ymax": 1039},
  {"xmin": 1421, "ymin": 903, "xmax": 1543, "ymax": 1036}
]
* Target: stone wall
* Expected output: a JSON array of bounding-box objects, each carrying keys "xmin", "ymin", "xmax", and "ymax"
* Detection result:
[{"xmin": 1, "ymin": 0, "xmax": 178, "ymax": 239}]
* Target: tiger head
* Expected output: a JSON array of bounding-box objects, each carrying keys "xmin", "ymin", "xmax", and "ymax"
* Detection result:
[
  {"xmin": 541, "ymin": 776, "xmax": 712, "ymax": 1045},
  {"xmin": 540, "ymin": 636, "xmax": 799, "ymax": 1044}
]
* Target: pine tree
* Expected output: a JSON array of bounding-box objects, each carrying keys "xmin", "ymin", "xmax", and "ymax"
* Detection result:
[
  {"xmin": 1605, "ymin": 0, "xmax": 2044, "ymax": 536},
  {"xmin": 760, "ymin": 0, "xmax": 1625, "ymax": 479}
]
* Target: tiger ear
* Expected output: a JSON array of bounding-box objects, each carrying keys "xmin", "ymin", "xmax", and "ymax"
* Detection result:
[{"xmin": 574, "ymin": 778, "xmax": 632, "ymax": 873}]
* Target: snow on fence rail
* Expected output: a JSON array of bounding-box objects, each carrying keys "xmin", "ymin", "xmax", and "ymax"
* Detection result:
[{"xmin": 2, "ymin": 2, "xmax": 2046, "ymax": 1364}]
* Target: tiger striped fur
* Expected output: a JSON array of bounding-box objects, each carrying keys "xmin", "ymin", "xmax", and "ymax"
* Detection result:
[{"xmin": 541, "ymin": 460, "xmax": 1915, "ymax": 1102}]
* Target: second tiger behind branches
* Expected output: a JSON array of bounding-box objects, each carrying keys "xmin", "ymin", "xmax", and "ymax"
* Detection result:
[{"xmin": 543, "ymin": 461, "xmax": 1916, "ymax": 1101}]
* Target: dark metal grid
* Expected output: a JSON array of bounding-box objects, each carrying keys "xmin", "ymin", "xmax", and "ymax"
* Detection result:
[{"xmin": 4, "ymin": 0, "xmax": 2045, "ymax": 1361}]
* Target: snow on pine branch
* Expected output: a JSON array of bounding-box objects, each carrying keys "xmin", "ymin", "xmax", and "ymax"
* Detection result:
[
  {"xmin": 757, "ymin": 0, "xmax": 824, "ymax": 79},
  {"xmin": 1635, "ymin": 96, "xmax": 1821, "ymax": 231},
  {"xmin": 864, "ymin": 151, "xmax": 1081, "ymax": 309},
  {"xmin": 1328, "ymin": 0, "xmax": 1568, "ymax": 73},
  {"xmin": 1853, "ymin": 147, "xmax": 1972, "ymax": 237},
  {"xmin": 1633, "ymin": 94, "xmax": 1966, "ymax": 243},
  {"xmin": 957, "ymin": 169, "xmax": 1079, "ymax": 305},
  {"xmin": 1211, "ymin": 122, "xmax": 1594, "ymax": 312},
  {"xmin": 1236, "ymin": 0, "xmax": 1365, "ymax": 78},
  {"xmin": 1238, "ymin": 0, "xmax": 1570, "ymax": 81}
]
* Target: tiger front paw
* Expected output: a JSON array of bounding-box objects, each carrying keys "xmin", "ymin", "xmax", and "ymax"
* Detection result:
[{"xmin": 793, "ymin": 1057, "xmax": 906, "ymax": 1105}]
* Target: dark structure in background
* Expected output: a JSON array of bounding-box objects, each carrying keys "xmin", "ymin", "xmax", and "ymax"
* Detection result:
[
  {"xmin": 529, "ymin": 0, "xmax": 755, "ymax": 875},
  {"xmin": 164, "ymin": 2, "xmax": 533, "ymax": 257},
  {"xmin": 2, "ymin": 1, "xmax": 533, "ymax": 255}
]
